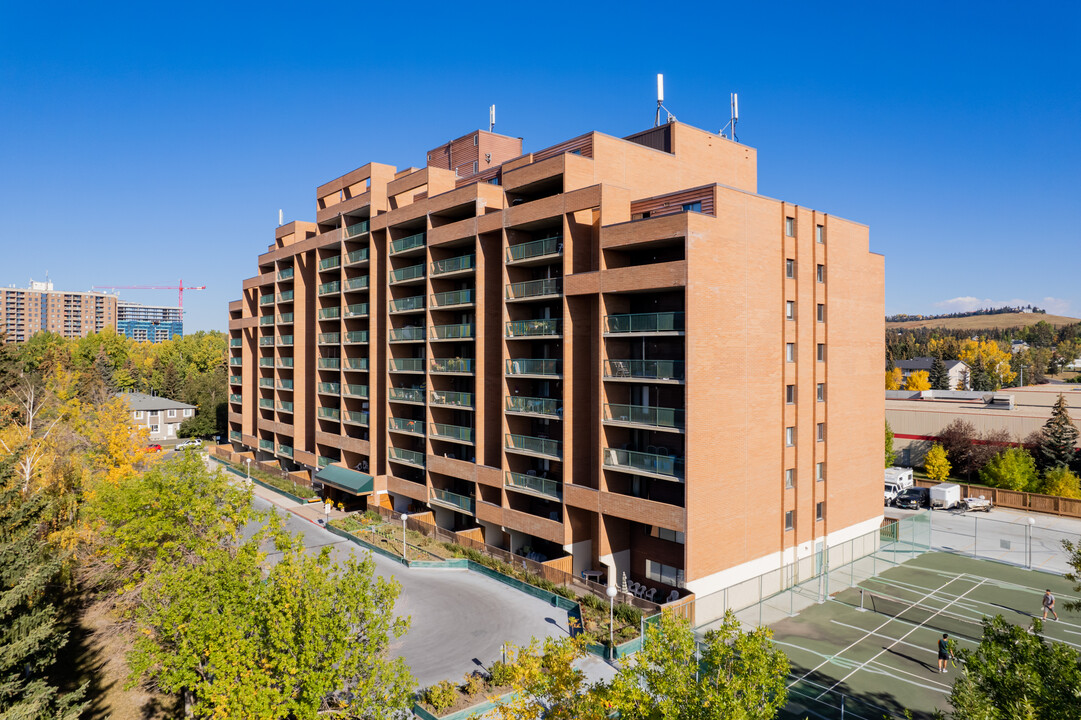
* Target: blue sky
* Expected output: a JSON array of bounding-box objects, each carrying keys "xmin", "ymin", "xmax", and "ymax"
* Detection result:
[{"xmin": 1, "ymin": 1, "xmax": 1078, "ymax": 331}]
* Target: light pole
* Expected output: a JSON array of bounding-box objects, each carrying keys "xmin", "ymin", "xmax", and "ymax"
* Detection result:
[
  {"xmin": 606, "ymin": 585, "xmax": 618, "ymax": 659},
  {"xmin": 1027, "ymin": 517, "xmax": 1035, "ymax": 569},
  {"xmin": 401, "ymin": 513, "xmax": 410, "ymax": 563},
  {"xmin": 245, "ymin": 457, "xmax": 251, "ymax": 479}
]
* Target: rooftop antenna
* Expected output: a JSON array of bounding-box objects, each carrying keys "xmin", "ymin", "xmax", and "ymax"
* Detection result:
[
  {"xmin": 278, "ymin": 209, "xmax": 283, "ymax": 226},
  {"xmin": 489, "ymin": 104, "xmax": 496, "ymax": 133},
  {"xmin": 654, "ymin": 74, "xmax": 677, "ymax": 127},
  {"xmin": 720, "ymin": 92, "xmax": 739, "ymax": 142}
]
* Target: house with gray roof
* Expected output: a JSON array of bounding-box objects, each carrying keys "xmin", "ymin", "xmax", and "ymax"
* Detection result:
[
  {"xmin": 896, "ymin": 357, "xmax": 970, "ymax": 389},
  {"xmin": 117, "ymin": 392, "xmax": 196, "ymax": 442}
]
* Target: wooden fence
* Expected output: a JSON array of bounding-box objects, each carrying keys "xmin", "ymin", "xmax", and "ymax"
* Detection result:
[{"xmin": 913, "ymin": 479, "xmax": 1081, "ymax": 518}]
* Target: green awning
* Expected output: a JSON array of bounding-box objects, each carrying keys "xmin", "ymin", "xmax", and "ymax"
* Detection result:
[{"xmin": 315, "ymin": 465, "xmax": 374, "ymax": 495}]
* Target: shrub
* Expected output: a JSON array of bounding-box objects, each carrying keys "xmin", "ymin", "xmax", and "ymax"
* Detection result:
[
  {"xmin": 487, "ymin": 660, "xmax": 515, "ymax": 687},
  {"xmin": 424, "ymin": 680, "xmax": 458, "ymax": 711},
  {"xmin": 462, "ymin": 671, "xmax": 485, "ymax": 696},
  {"xmin": 614, "ymin": 602, "xmax": 642, "ymax": 627},
  {"xmin": 362, "ymin": 509, "xmax": 383, "ymax": 524},
  {"xmin": 554, "ymin": 585, "xmax": 576, "ymax": 600},
  {"xmin": 579, "ymin": 593, "xmax": 606, "ymax": 612}
]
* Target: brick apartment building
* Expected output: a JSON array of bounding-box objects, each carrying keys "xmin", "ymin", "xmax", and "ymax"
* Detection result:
[
  {"xmin": 0, "ymin": 280, "xmax": 116, "ymax": 342},
  {"xmin": 226, "ymin": 120, "xmax": 883, "ymax": 603}
]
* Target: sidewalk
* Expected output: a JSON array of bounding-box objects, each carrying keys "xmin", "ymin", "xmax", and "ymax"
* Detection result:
[{"xmin": 204, "ymin": 453, "xmax": 349, "ymax": 526}]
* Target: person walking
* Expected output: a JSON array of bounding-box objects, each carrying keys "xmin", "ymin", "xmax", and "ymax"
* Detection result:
[
  {"xmin": 937, "ymin": 633, "xmax": 951, "ymax": 673},
  {"xmin": 1042, "ymin": 589, "xmax": 1059, "ymax": 621}
]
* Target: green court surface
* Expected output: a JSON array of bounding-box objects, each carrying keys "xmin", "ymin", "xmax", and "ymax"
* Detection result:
[{"xmin": 772, "ymin": 552, "xmax": 1081, "ymax": 719}]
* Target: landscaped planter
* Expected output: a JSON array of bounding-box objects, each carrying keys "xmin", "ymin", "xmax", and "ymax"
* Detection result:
[{"xmin": 413, "ymin": 691, "xmax": 515, "ymax": 720}]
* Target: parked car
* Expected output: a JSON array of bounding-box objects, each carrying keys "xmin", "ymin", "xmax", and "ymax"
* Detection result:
[
  {"xmin": 894, "ymin": 487, "xmax": 930, "ymax": 510},
  {"xmin": 145, "ymin": 444, "xmax": 163, "ymax": 452},
  {"xmin": 176, "ymin": 438, "xmax": 203, "ymax": 450}
]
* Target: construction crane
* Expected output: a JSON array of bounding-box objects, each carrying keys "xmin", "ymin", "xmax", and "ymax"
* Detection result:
[{"xmin": 91, "ymin": 280, "xmax": 207, "ymax": 320}]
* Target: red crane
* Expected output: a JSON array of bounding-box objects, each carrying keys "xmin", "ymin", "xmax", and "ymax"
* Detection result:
[{"xmin": 91, "ymin": 280, "xmax": 207, "ymax": 319}]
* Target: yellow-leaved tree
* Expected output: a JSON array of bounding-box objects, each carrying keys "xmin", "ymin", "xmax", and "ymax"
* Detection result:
[
  {"xmin": 885, "ymin": 368, "xmax": 903, "ymax": 390},
  {"xmin": 905, "ymin": 370, "xmax": 931, "ymax": 391},
  {"xmin": 960, "ymin": 339, "xmax": 1015, "ymax": 389},
  {"xmin": 925, "ymin": 443, "xmax": 951, "ymax": 482}
]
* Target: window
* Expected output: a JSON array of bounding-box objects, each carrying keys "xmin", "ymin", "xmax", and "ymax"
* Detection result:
[
  {"xmin": 786, "ymin": 384, "xmax": 796, "ymax": 404},
  {"xmin": 817, "ymin": 343, "xmax": 826, "ymax": 362},
  {"xmin": 785, "ymin": 258, "xmax": 795, "ymax": 278},
  {"xmin": 473, "ymin": 134, "xmax": 479, "ymax": 146},
  {"xmin": 786, "ymin": 343, "xmax": 795, "ymax": 362},
  {"xmin": 785, "ymin": 511, "xmax": 794, "ymax": 531},
  {"xmin": 655, "ymin": 527, "xmax": 686, "ymax": 544},
  {"xmin": 785, "ymin": 468, "xmax": 795, "ymax": 489},
  {"xmin": 786, "ymin": 427, "xmax": 795, "ymax": 446},
  {"xmin": 682, "ymin": 201, "xmax": 702, "ymax": 213},
  {"xmin": 149, "ymin": 410, "xmax": 159, "ymax": 418},
  {"xmin": 817, "ymin": 304, "xmax": 826, "ymax": 323},
  {"xmin": 785, "ymin": 217, "xmax": 795, "ymax": 237},
  {"xmin": 816, "ymin": 462, "xmax": 825, "ymax": 481},
  {"xmin": 167, "ymin": 409, "xmax": 176, "ymax": 418},
  {"xmin": 817, "ymin": 383, "xmax": 826, "ymax": 402},
  {"xmin": 150, "ymin": 424, "xmax": 159, "ymax": 434},
  {"xmin": 786, "ymin": 301, "xmax": 795, "ymax": 320},
  {"xmin": 816, "ymin": 224, "xmax": 825, "ymax": 243},
  {"xmin": 817, "ymin": 264, "xmax": 825, "ymax": 283},
  {"xmin": 134, "ymin": 411, "xmax": 144, "ymax": 420},
  {"xmin": 645, "ymin": 559, "xmax": 682, "ymax": 587},
  {"xmin": 817, "ymin": 423, "xmax": 826, "ymax": 442},
  {"xmin": 473, "ymin": 161, "xmax": 478, "ymax": 174},
  {"xmin": 816, "ymin": 502, "xmax": 825, "ymax": 521},
  {"xmin": 184, "ymin": 409, "xmax": 193, "ymax": 417}
]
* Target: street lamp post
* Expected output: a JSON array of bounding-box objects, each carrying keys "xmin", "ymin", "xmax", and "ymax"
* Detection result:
[
  {"xmin": 1027, "ymin": 517, "xmax": 1036, "ymax": 569},
  {"xmin": 606, "ymin": 585, "xmax": 618, "ymax": 659},
  {"xmin": 245, "ymin": 457, "xmax": 251, "ymax": 479},
  {"xmin": 401, "ymin": 513, "xmax": 410, "ymax": 563}
]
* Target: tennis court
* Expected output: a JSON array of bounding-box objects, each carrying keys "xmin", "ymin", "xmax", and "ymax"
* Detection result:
[{"xmin": 772, "ymin": 551, "xmax": 1081, "ymax": 719}]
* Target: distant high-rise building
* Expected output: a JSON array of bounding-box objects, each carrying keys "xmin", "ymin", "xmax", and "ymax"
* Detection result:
[
  {"xmin": 117, "ymin": 302, "xmax": 183, "ymax": 343},
  {"xmin": 0, "ymin": 280, "xmax": 116, "ymax": 342}
]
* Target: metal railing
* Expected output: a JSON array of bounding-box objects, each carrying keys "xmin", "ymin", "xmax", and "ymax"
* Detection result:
[
  {"xmin": 506, "ymin": 318, "xmax": 561, "ymax": 337},
  {"xmin": 344, "ymin": 276, "xmax": 369, "ymax": 292},
  {"xmin": 318, "ymin": 332, "xmax": 340, "ymax": 344},
  {"xmin": 389, "ymin": 264, "xmax": 424, "ymax": 283},
  {"xmin": 506, "ymin": 278, "xmax": 562, "ymax": 300},
  {"xmin": 259, "ymin": 337, "xmax": 274, "ymax": 346},
  {"xmin": 277, "ymin": 291, "xmax": 294, "ymax": 302},
  {"xmin": 431, "ymin": 289, "xmax": 473, "ymax": 307},
  {"xmin": 230, "ymin": 338, "xmax": 243, "ymax": 346},
  {"xmin": 430, "ymin": 423, "xmax": 473, "ymax": 443},
  {"xmin": 319, "ymin": 307, "xmax": 340, "ymax": 320},
  {"xmin": 277, "ymin": 312, "xmax": 293, "ymax": 323},
  {"xmin": 505, "ymin": 471, "xmax": 562, "ymax": 501},
  {"xmin": 507, "ymin": 235, "xmax": 561, "ymax": 263},
  {"xmin": 318, "ymin": 407, "xmax": 340, "ymax": 420},
  {"xmin": 258, "ymin": 439, "xmax": 273, "ymax": 451},
  {"xmin": 229, "ymin": 375, "xmax": 242, "ymax": 384},
  {"xmin": 389, "ymin": 358, "xmax": 424, "ymax": 372},
  {"xmin": 603, "ymin": 448, "xmax": 684, "ymax": 480},
  {"xmin": 259, "ymin": 295, "xmax": 274, "ymax": 305},
  {"xmin": 603, "ymin": 311, "xmax": 685, "ymax": 333},
  {"xmin": 318, "ymin": 456, "xmax": 335, "ymax": 468},
  {"xmin": 430, "ymin": 390, "xmax": 473, "ymax": 408},
  {"xmin": 317, "ymin": 281, "xmax": 340, "ymax": 296},
  {"xmin": 345, "ymin": 331, "xmax": 368, "ymax": 343},
  {"xmin": 388, "ymin": 447, "xmax": 425, "ymax": 467},
  {"xmin": 230, "ymin": 430, "xmax": 241, "ymax": 442},
  {"xmin": 278, "ymin": 444, "xmax": 293, "ymax": 458},
  {"xmin": 388, "ymin": 417, "xmax": 424, "ymax": 435},
  {"xmin": 259, "ymin": 316, "xmax": 274, "ymax": 326},
  {"xmin": 258, "ymin": 398, "xmax": 273, "ymax": 408},
  {"xmin": 505, "ymin": 358, "xmax": 561, "ymax": 376},
  {"xmin": 259, "ymin": 378, "xmax": 274, "ymax": 388},
  {"xmin": 431, "ymin": 254, "xmax": 475, "ymax": 275},
  {"xmin": 389, "ymin": 295, "xmax": 424, "ymax": 313},
  {"xmin": 430, "ymin": 358, "xmax": 473, "ymax": 374},
  {"xmin": 317, "ymin": 382, "xmax": 340, "ymax": 394},
  {"xmin": 431, "ymin": 488, "xmax": 475, "ymax": 514},
  {"xmin": 345, "ymin": 358, "xmax": 369, "ymax": 371},
  {"xmin": 319, "ymin": 255, "xmax": 341, "ymax": 271},
  {"xmin": 346, "ymin": 248, "xmax": 369, "ymax": 265},
  {"xmin": 318, "ymin": 358, "xmax": 340, "ymax": 369},
  {"xmin": 231, "ymin": 358, "xmax": 244, "ymax": 366},
  {"xmin": 505, "ymin": 396, "xmax": 561, "ymax": 416},
  {"xmin": 258, "ymin": 358, "xmax": 274, "ymax": 367},
  {"xmin": 430, "ymin": 323, "xmax": 474, "ymax": 340},
  {"xmin": 604, "ymin": 359, "xmax": 685, "ymax": 381},
  {"xmin": 344, "ymin": 220, "xmax": 369, "ymax": 239},
  {"xmin": 344, "ymin": 384, "xmax": 368, "ymax": 398},
  {"xmin": 389, "ymin": 387, "xmax": 425, "ymax": 403},
  {"xmin": 390, "ymin": 232, "xmax": 425, "ymax": 254},
  {"xmin": 277, "ymin": 401, "xmax": 294, "ymax": 412},
  {"xmin": 277, "ymin": 267, "xmax": 294, "ymax": 280},
  {"xmin": 603, "ymin": 403, "xmax": 685, "ymax": 430},
  {"xmin": 277, "ymin": 379, "xmax": 293, "ymax": 390},
  {"xmin": 231, "ymin": 394, "xmax": 243, "ymax": 403},
  {"xmin": 277, "ymin": 357, "xmax": 294, "ymax": 368},
  {"xmin": 505, "ymin": 433, "xmax": 562, "ymax": 458},
  {"xmin": 344, "ymin": 303, "xmax": 368, "ymax": 318},
  {"xmin": 389, "ymin": 326, "xmax": 425, "ymax": 342},
  {"xmin": 277, "ymin": 335, "xmax": 294, "ymax": 346},
  {"xmin": 344, "ymin": 410, "xmax": 369, "ymax": 426}
]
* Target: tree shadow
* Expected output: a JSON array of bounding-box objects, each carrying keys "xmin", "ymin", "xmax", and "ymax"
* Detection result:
[{"xmin": 52, "ymin": 597, "xmax": 114, "ymax": 720}]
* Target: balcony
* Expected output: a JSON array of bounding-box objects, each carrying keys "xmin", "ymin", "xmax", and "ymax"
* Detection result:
[
  {"xmin": 388, "ymin": 417, "xmax": 424, "ymax": 436},
  {"xmin": 259, "ymin": 439, "xmax": 273, "ymax": 452},
  {"xmin": 277, "ymin": 401, "xmax": 294, "ymax": 413},
  {"xmin": 318, "ymin": 332, "xmax": 340, "ymax": 345},
  {"xmin": 344, "ymin": 276, "xmax": 369, "ymax": 292},
  {"xmin": 277, "ymin": 291, "xmax": 294, "ymax": 302},
  {"xmin": 277, "ymin": 357, "xmax": 294, "ymax": 368},
  {"xmin": 318, "ymin": 456, "xmax": 336, "ymax": 469},
  {"xmin": 506, "ymin": 318, "xmax": 561, "ymax": 338},
  {"xmin": 259, "ymin": 337, "xmax": 275, "ymax": 347},
  {"xmin": 505, "ymin": 396, "xmax": 561, "ymax": 417},
  {"xmin": 278, "ymin": 312, "xmax": 294, "ymax": 324},
  {"xmin": 345, "ymin": 330, "xmax": 368, "ymax": 344},
  {"xmin": 344, "ymin": 220, "xmax": 370, "ymax": 239},
  {"xmin": 230, "ymin": 430, "xmax": 241, "ymax": 442},
  {"xmin": 277, "ymin": 379, "xmax": 294, "ymax": 390},
  {"xmin": 505, "ymin": 471, "xmax": 562, "ymax": 501},
  {"xmin": 505, "ymin": 434, "xmax": 562, "ymax": 459},
  {"xmin": 506, "ymin": 235, "xmax": 562, "ymax": 264},
  {"xmin": 318, "ymin": 358, "xmax": 340, "ymax": 370},
  {"xmin": 278, "ymin": 444, "xmax": 293, "ymax": 458},
  {"xmin": 230, "ymin": 357, "xmax": 244, "ymax": 366},
  {"xmin": 505, "ymin": 358, "xmax": 561, "ymax": 377},
  {"xmin": 318, "ymin": 382, "xmax": 341, "ymax": 395},
  {"xmin": 259, "ymin": 295, "xmax": 274, "ymax": 306},
  {"xmin": 388, "ymin": 447, "xmax": 425, "ymax": 468},
  {"xmin": 259, "ymin": 316, "xmax": 274, "ymax": 326},
  {"xmin": 390, "ymin": 232, "xmax": 425, "ymax": 255},
  {"xmin": 230, "ymin": 338, "xmax": 243, "ymax": 347},
  {"xmin": 430, "ymin": 323, "xmax": 474, "ymax": 341},
  {"xmin": 319, "ymin": 256, "xmax": 341, "ymax": 271},
  {"xmin": 506, "ymin": 278, "xmax": 561, "ymax": 301},
  {"xmin": 318, "ymin": 407, "xmax": 340, "ymax": 420},
  {"xmin": 344, "ymin": 303, "xmax": 368, "ymax": 318},
  {"xmin": 277, "ymin": 267, "xmax": 294, "ymax": 281},
  {"xmin": 344, "ymin": 410, "xmax": 369, "ymax": 426},
  {"xmin": 430, "ymin": 423, "xmax": 473, "ymax": 444},
  {"xmin": 603, "ymin": 311, "xmax": 684, "ymax": 334},
  {"xmin": 603, "ymin": 448, "xmax": 684, "ymax": 481},
  {"xmin": 277, "ymin": 335, "xmax": 294, "ymax": 346},
  {"xmin": 344, "ymin": 384, "xmax": 368, "ymax": 398},
  {"xmin": 389, "ymin": 295, "xmax": 425, "ymax": 313},
  {"xmin": 318, "ymin": 307, "xmax": 341, "ymax": 320},
  {"xmin": 603, "ymin": 404, "xmax": 685, "ymax": 431},
  {"xmin": 346, "ymin": 248, "xmax": 369, "ymax": 266},
  {"xmin": 431, "ymin": 358, "xmax": 473, "ymax": 374},
  {"xmin": 317, "ymin": 281, "xmax": 340, "ymax": 296},
  {"xmin": 603, "ymin": 359, "xmax": 685, "ymax": 382},
  {"xmin": 259, "ymin": 358, "xmax": 274, "ymax": 367},
  {"xmin": 259, "ymin": 378, "xmax": 274, "ymax": 388},
  {"xmin": 430, "ymin": 488, "xmax": 475, "ymax": 515},
  {"xmin": 389, "ymin": 387, "xmax": 425, "ymax": 404},
  {"xmin": 230, "ymin": 394, "xmax": 242, "ymax": 404},
  {"xmin": 431, "ymin": 289, "xmax": 473, "ymax": 309},
  {"xmin": 389, "ymin": 264, "xmax": 424, "ymax": 284},
  {"xmin": 229, "ymin": 375, "xmax": 242, "ymax": 384},
  {"xmin": 345, "ymin": 358, "xmax": 369, "ymax": 371},
  {"xmin": 258, "ymin": 398, "xmax": 273, "ymax": 408},
  {"xmin": 389, "ymin": 358, "xmax": 425, "ymax": 373},
  {"xmin": 430, "ymin": 390, "xmax": 473, "ymax": 409},
  {"xmin": 389, "ymin": 326, "xmax": 425, "ymax": 343},
  {"xmin": 431, "ymin": 254, "xmax": 475, "ymax": 276}
]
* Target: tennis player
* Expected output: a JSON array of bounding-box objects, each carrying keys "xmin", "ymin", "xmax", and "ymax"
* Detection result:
[
  {"xmin": 1042, "ymin": 590, "xmax": 1059, "ymax": 621},
  {"xmin": 937, "ymin": 633, "xmax": 951, "ymax": 673}
]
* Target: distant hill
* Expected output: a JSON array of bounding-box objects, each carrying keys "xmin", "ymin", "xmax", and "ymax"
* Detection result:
[{"xmin": 886, "ymin": 312, "xmax": 1080, "ymax": 331}]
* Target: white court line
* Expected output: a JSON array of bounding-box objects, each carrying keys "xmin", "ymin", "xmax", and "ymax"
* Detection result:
[
  {"xmin": 828, "ymin": 619, "xmax": 977, "ymax": 651},
  {"xmin": 856, "ymin": 657, "xmax": 953, "ymax": 693},
  {"xmin": 818, "ymin": 578, "xmax": 987, "ymax": 700},
  {"xmin": 787, "ymin": 574, "xmax": 968, "ymax": 689}
]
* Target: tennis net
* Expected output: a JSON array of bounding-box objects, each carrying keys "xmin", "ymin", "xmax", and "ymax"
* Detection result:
[{"xmin": 859, "ymin": 590, "xmax": 986, "ymax": 641}]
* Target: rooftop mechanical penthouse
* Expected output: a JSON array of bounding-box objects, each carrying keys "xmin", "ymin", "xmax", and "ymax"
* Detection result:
[{"xmin": 226, "ymin": 119, "xmax": 883, "ymax": 609}]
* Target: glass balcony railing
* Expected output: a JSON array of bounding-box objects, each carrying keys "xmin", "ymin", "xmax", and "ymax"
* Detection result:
[
  {"xmin": 430, "ymin": 390, "xmax": 473, "ymax": 408},
  {"xmin": 344, "ymin": 276, "xmax": 369, "ymax": 292},
  {"xmin": 388, "ymin": 417, "xmax": 424, "ymax": 435},
  {"xmin": 230, "ymin": 394, "xmax": 243, "ymax": 404},
  {"xmin": 259, "ymin": 316, "xmax": 274, "ymax": 326},
  {"xmin": 277, "ymin": 335, "xmax": 294, "ymax": 346},
  {"xmin": 277, "ymin": 267, "xmax": 294, "ymax": 281},
  {"xmin": 318, "ymin": 456, "xmax": 336, "ymax": 469},
  {"xmin": 259, "ymin": 358, "xmax": 274, "ymax": 367},
  {"xmin": 604, "ymin": 404, "xmax": 685, "ymax": 430},
  {"xmin": 277, "ymin": 379, "xmax": 293, "ymax": 390},
  {"xmin": 230, "ymin": 358, "xmax": 244, "ymax": 366},
  {"xmin": 277, "ymin": 291, "xmax": 294, "ymax": 302},
  {"xmin": 389, "ymin": 387, "xmax": 425, "ymax": 403},
  {"xmin": 430, "ymin": 423, "xmax": 473, "ymax": 443},
  {"xmin": 603, "ymin": 448, "xmax": 684, "ymax": 480},
  {"xmin": 431, "ymin": 289, "xmax": 472, "ymax": 308},
  {"xmin": 318, "ymin": 307, "xmax": 340, "ymax": 320},
  {"xmin": 230, "ymin": 430, "xmax": 241, "ymax": 442},
  {"xmin": 344, "ymin": 411, "xmax": 369, "ymax": 426},
  {"xmin": 430, "ymin": 358, "xmax": 473, "ymax": 374},
  {"xmin": 318, "ymin": 382, "xmax": 340, "ymax": 394},
  {"xmin": 317, "ymin": 281, "xmax": 340, "ymax": 296},
  {"xmin": 278, "ymin": 444, "xmax": 293, "ymax": 458},
  {"xmin": 505, "ymin": 396, "xmax": 561, "ymax": 417},
  {"xmin": 318, "ymin": 333, "xmax": 340, "ymax": 344},
  {"xmin": 505, "ymin": 471, "xmax": 561, "ymax": 501},
  {"xmin": 603, "ymin": 359, "xmax": 685, "ymax": 381},
  {"xmin": 507, "ymin": 235, "xmax": 561, "ymax": 263},
  {"xmin": 345, "ymin": 358, "xmax": 369, "ymax": 371},
  {"xmin": 505, "ymin": 358, "xmax": 561, "ymax": 376},
  {"xmin": 388, "ymin": 447, "xmax": 425, "ymax": 468},
  {"xmin": 345, "ymin": 330, "xmax": 368, "ymax": 343},
  {"xmin": 346, "ymin": 248, "xmax": 369, "ymax": 265},
  {"xmin": 389, "ymin": 264, "xmax": 424, "ymax": 283},
  {"xmin": 505, "ymin": 434, "xmax": 562, "ymax": 458},
  {"xmin": 278, "ymin": 312, "xmax": 294, "ymax": 324},
  {"xmin": 318, "ymin": 407, "xmax": 340, "ymax": 420},
  {"xmin": 344, "ymin": 220, "xmax": 370, "ymax": 239},
  {"xmin": 259, "ymin": 295, "xmax": 274, "ymax": 306},
  {"xmin": 389, "ymin": 358, "xmax": 424, "ymax": 373},
  {"xmin": 506, "ymin": 318, "xmax": 561, "ymax": 338},
  {"xmin": 506, "ymin": 278, "xmax": 562, "ymax": 300},
  {"xmin": 230, "ymin": 338, "xmax": 243, "ymax": 347},
  {"xmin": 389, "ymin": 295, "xmax": 424, "ymax": 313},
  {"xmin": 431, "ymin": 488, "xmax": 475, "ymax": 514},
  {"xmin": 258, "ymin": 398, "xmax": 273, "ymax": 408},
  {"xmin": 344, "ymin": 303, "xmax": 368, "ymax": 318},
  {"xmin": 259, "ymin": 378, "xmax": 274, "ymax": 388},
  {"xmin": 390, "ymin": 232, "xmax": 425, "ymax": 255},
  {"xmin": 277, "ymin": 357, "xmax": 294, "ymax": 368},
  {"xmin": 259, "ymin": 439, "xmax": 273, "ymax": 452},
  {"xmin": 259, "ymin": 337, "xmax": 274, "ymax": 346},
  {"xmin": 319, "ymin": 256, "xmax": 341, "ymax": 271},
  {"xmin": 345, "ymin": 384, "xmax": 368, "ymax": 398},
  {"xmin": 389, "ymin": 326, "xmax": 425, "ymax": 342},
  {"xmin": 603, "ymin": 311, "xmax": 685, "ymax": 334},
  {"xmin": 277, "ymin": 401, "xmax": 294, "ymax": 413},
  {"xmin": 229, "ymin": 375, "xmax": 242, "ymax": 384},
  {"xmin": 431, "ymin": 254, "xmax": 475, "ymax": 275},
  {"xmin": 318, "ymin": 358, "xmax": 340, "ymax": 369},
  {"xmin": 430, "ymin": 323, "xmax": 473, "ymax": 340}
]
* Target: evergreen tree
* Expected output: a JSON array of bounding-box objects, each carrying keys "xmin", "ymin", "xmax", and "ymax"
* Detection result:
[
  {"xmin": 1035, "ymin": 394, "xmax": 1080, "ymax": 472},
  {"xmin": 929, "ymin": 356, "xmax": 951, "ymax": 390}
]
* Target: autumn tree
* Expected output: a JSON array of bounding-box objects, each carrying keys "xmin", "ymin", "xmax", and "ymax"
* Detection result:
[
  {"xmin": 885, "ymin": 367, "xmax": 902, "ymax": 391},
  {"xmin": 960, "ymin": 338, "xmax": 1015, "ymax": 389},
  {"xmin": 929, "ymin": 356, "xmax": 951, "ymax": 390},
  {"xmin": 904, "ymin": 370, "xmax": 931, "ymax": 391},
  {"xmin": 937, "ymin": 420, "xmax": 976, "ymax": 478},
  {"xmin": 1033, "ymin": 394, "xmax": 1080, "ymax": 472},
  {"xmin": 885, "ymin": 421, "xmax": 897, "ymax": 468},
  {"xmin": 1041, "ymin": 466, "xmax": 1081, "ymax": 499},
  {"xmin": 491, "ymin": 632, "xmax": 609, "ymax": 720},
  {"xmin": 979, "ymin": 447, "xmax": 1039, "ymax": 492},
  {"xmin": 925, "ymin": 443, "xmax": 952, "ymax": 482}
]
